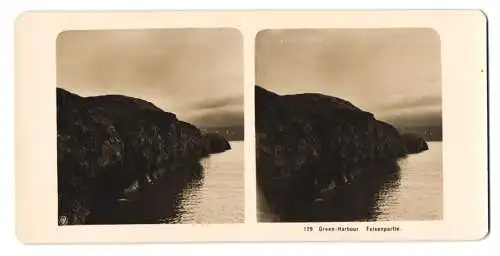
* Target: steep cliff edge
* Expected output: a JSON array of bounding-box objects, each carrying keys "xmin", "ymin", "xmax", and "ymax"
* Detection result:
[
  {"xmin": 401, "ymin": 133, "xmax": 429, "ymax": 153},
  {"xmin": 203, "ymin": 133, "xmax": 232, "ymax": 153},
  {"xmin": 255, "ymin": 85, "xmax": 425, "ymax": 221},
  {"xmin": 56, "ymin": 88, "xmax": 231, "ymax": 225}
]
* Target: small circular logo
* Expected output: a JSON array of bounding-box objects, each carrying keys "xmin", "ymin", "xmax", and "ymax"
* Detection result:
[{"xmin": 59, "ymin": 215, "xmax": 69, "ymax": 225}]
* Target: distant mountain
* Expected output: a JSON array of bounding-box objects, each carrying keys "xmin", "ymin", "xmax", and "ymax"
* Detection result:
[
  {"xmin": 200, "ymin": 126, "xmax": 244, "ymax": 141},
  {"xmin": 394, "ymin": 126, "xmax": 442, "ymax": 141}
]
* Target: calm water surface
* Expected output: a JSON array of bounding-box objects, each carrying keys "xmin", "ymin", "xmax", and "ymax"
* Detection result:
[
  {"xmin": 374, "ymin": 141, "xmax": 442, "ymax": 220},
  {"xmin": 258, "ymin": 141, "xmax": 442, "ymax": 221},
  {"xmin": 174, "ymin": 141, "xmax": 244, "ymax": 223}
]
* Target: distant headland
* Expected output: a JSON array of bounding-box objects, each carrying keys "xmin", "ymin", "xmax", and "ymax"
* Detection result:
[{"xmin": 200, "ymin": 126, "xmax": 244, "ymax": 142}]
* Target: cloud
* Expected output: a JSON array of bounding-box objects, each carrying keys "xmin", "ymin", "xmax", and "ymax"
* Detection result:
[
  {"xmin": 255, "ymin": 28, "xmax": 442, "ymax": 117},
  {"xmin": 377, "ymin": 106, "xmax": 442, "ymax": 127},
  {"xmin": 186, "ymin": 95, "xmax": 243, "ymax": 110},
  {"xmin": 181, "ymin": 105, "xmax": 244, "ymax": 128},
  {"xmin": 174, "ymin": 94, "xmax": 244, "ymax": 127},
  {"xmin": 56, "ymin": 29, "xmax": 244, "ymax": 108},
  {"xmin": 375, "ymin": 95, "xmax": 442, "ymax": 112},
  {"xmin": 372, "ymin": 94, "xmax": 442, "ymax": 127}
]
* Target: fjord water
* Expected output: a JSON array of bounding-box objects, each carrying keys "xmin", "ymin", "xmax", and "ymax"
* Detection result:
[
  {"xmin": 173, "ymin": 141, "xmax": 245, "ymax": 223},
  {"xmin": 374, "ymin": 141, "xmax": 443, "ymax": 220},
  {"xmin": 257, "ymin": 141, "xmax": 443, "ymax": 222}
]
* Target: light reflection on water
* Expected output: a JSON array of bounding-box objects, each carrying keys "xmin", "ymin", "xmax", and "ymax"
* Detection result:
[
  {"xmin": 258, "ymin": 142, "xmax": 443, "ymax": 222},
  {"xmin": 374, "ymin": 142, "xmax": 442, "ymax": 220},
  {"xmin": 169, "ymin": 141, "xmax": 245, "ymax": 224},
  {"xmin": 87, "ymin": 141, "xmax": 244, "ymax": 224}
]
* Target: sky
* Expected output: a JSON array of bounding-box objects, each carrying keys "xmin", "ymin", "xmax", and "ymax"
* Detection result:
[
  {"xmin": 256, "ymin": 28, "xmax": 442, "ymax": 127},
  {"xmin": 56, "ymin": 28, "xmax": 244, "ymax": 128}
]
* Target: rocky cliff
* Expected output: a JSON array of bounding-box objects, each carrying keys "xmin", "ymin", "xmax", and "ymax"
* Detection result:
[
  {"xmin": 401, "ymin": 133, "xmax": 429, "ymax": 154},
  {"xmin": 255, "ymin": 85, "xmax": 426, "ymax": 222},
  {"xmin": 204, "ymin": 132, "xmax": 232, "ymax": 154},
  {"xmin": 56, "ymin": 88, "xmax": 230, "ymax": 225}
]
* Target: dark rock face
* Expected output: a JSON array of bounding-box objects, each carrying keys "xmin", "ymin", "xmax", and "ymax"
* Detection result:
[
  {"xmin": 255, "ymin": 85, "xmax": 413, "ymax": 222},
  {"xmin": 56, "ymin": 88, "xmax": 231, "ymax": 225},
  {"xmin": 203, "ymin": 133, "xmax": 232, "ymax": 154},
  {"xmin": 401, "ymin": 133, "xmax": 429, "ymax": 154}
]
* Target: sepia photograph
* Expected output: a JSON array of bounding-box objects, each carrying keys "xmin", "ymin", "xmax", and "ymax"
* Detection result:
[
  {"xmin": 255, "ymin": 28, "xmax": 443, "ymax": 222},
  {"xmin": 56, "ymin": 28, "xmax": 244, "ymax": 225},
  {"xmin": 15, "ymin": 11, "xmax": 487, "ymax": 243}
]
